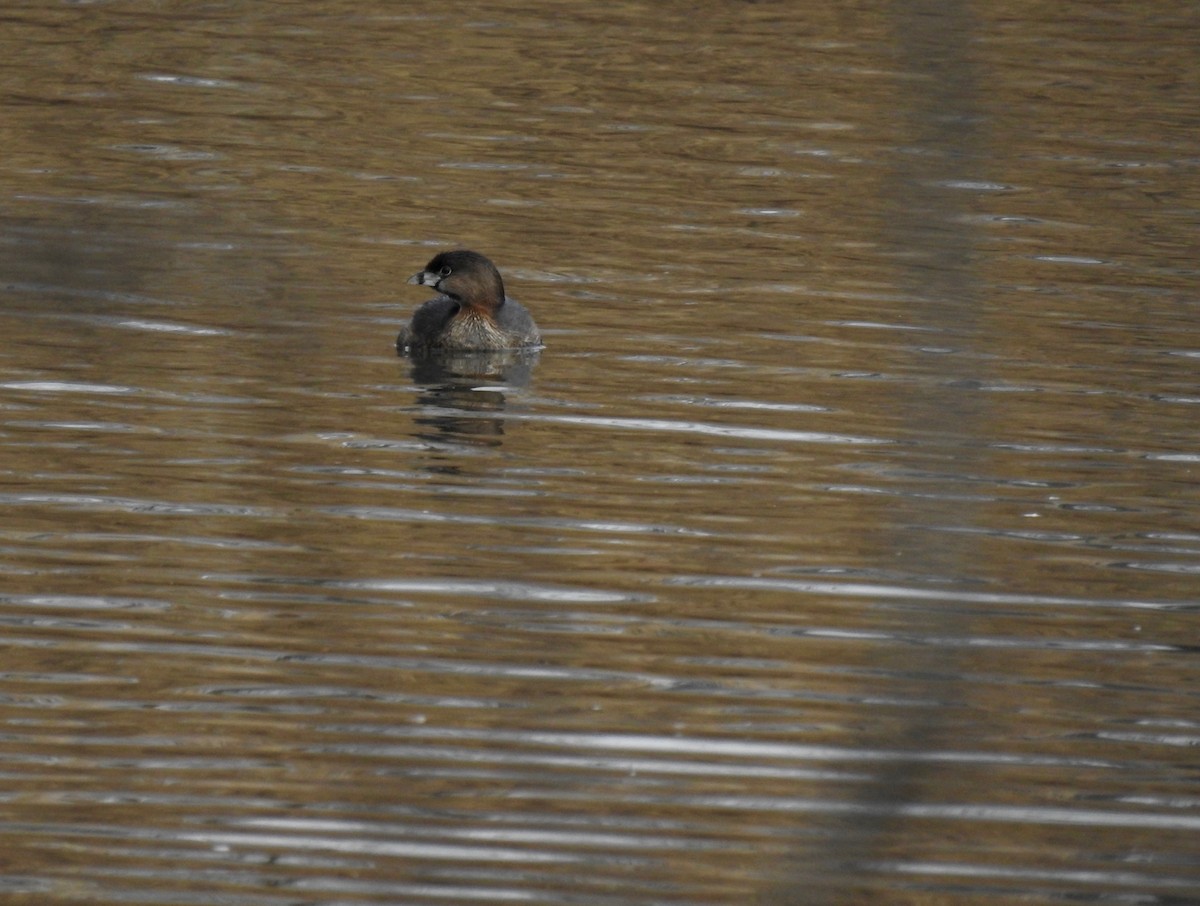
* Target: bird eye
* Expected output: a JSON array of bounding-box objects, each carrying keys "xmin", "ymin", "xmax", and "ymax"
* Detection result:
[{"xmin": 438, "ymin": 266, "xmax": 452, "ymax": 277}]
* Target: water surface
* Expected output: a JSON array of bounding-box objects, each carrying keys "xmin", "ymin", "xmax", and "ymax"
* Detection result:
[{"xmin": 1, "ymin": 1, "xmax": 1198, "ymax": 904}]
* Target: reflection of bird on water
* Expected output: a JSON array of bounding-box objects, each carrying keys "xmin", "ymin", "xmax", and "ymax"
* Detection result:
[
  {"xmin": 411, "ymin": 380, "xmax": 509, "ymax": 448},
  {"xmin": 404, "ymin": 348, "xmax": 538, "ymax": 387},
  {"xmin": 401, "ymin": 343, "xmax": 540, "ymax": 448},
  {"xmin": 397, "ymin": 249, "xmax": 541, "ymax": 353}
]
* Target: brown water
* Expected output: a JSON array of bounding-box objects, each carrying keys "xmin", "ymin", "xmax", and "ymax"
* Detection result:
[{"xmin": 2, "ymin": 2, "xmax": 1199, "ymax": 904}]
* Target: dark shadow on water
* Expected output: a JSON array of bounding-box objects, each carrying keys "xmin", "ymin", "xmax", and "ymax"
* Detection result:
[
  {"xmin": 398, "ymin": 348, "xmax": 541, "ymax": 449},
  {"xmin": 764, "ymin": 1, "xmax": 987, "ymax": 903}
]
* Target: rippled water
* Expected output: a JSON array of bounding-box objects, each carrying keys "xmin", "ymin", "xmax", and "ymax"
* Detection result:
[{"xmin": 2, "ymin": 1, "xmax": 1199, "ymax": 904}]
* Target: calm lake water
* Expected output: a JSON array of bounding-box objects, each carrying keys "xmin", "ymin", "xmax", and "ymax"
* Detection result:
[{"xmin": 2, "ymin": 2, "xmax": 1198, "ymax": 904}]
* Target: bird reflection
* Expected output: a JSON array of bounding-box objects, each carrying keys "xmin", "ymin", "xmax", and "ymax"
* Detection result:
[{"xmin": 400, "ymin": 348, "xmax": 540, "ymax": 448}]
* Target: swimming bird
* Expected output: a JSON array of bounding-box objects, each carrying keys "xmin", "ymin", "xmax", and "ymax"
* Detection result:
[{"xmin": 397, "ymin": 250, "xmax": 541, "ymax": 353}]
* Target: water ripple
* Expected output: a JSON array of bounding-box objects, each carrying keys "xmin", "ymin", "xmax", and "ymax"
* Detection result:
[
  {"xmin": 667, "ymin": 575, "xmax": 1186, "ymax": 612},
  {"xmin": 504, "ymin": 412, "xmax": 889, "ymax": 445}
]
